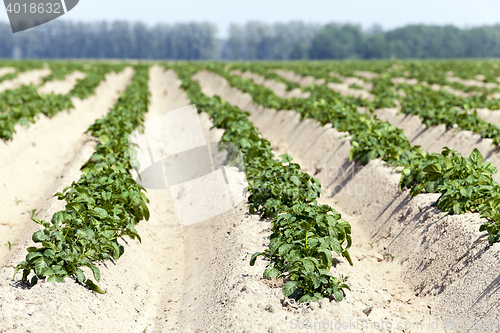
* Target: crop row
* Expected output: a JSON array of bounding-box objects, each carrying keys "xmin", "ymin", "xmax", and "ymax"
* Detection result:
[
  {"xmin": 267, "ymin": 63, "xmax": 500, "ymax": 143},
  {"xmin": 170, "ymin": 63, "xmax": 352, "ymax": 303},
  {"xmin": 212, "ymin": 64, "xmax": 500, "ymax": 244},
  {"xmin": 268, "ymin": 60, "xmax": 500, "ymax": 90},
  {"xmin": 0, "ymin": 63, "xmax": 125, "ymax": 141},
  {"xmin": 14, "ymin": 65, "xmax": 150, "ymax": 293},
  {"xmin": 0, "ymin": 61, "xmax": 45, "ymax": 83}
]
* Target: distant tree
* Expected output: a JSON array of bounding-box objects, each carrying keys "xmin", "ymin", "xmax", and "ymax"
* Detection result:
[
  {"xmin": 309, "ymin": 23, "xmax": 364, "ymax": 59},
  {"xmin": 223, "ymin": 24, "xmax": 245, "ymax": 59},
  {"xmin": 132, "ymin": 22, "xmax": 153, "ymax": 59},
  {"xmin": 0, "ymin": 23, "xmax": 14, "ymax": 57},
  {"xmin": 3, "ymin": 20, "xmax": 500, "ymax": 60}
]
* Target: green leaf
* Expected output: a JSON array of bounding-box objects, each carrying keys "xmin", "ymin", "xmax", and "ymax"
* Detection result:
[
  {"xmin": 263, "ymin": 268, "xmax": 280, "ymax": 279},
  {"xmin": 332, "ymin": 288, "xmax": 344, "ymax": 302},
  {"xmin": 469, "ymin": 148, "xmax": 483, "ymax": 164},
  {"xmin": 33, "ymin": 257, "xmax": 48, "ymax": 277},
  {"xmin": 75, "ymin": 268, "xmax": 85, "ymax": 283},
  {"xmin": 32, "ymin": 230, "xmax": 46, "ymax": 243},
  {"xmin": 279, "ymin": 154, "xmax": 293, "ymax": 164},
  {"xmin": 94, "ymin": 207, "xmax": 108, "ymax": 218},
  {"xmin": 85, "ymin": 280, "xmax": 106, "ymax": 294},
  {"xmin": 249, "ymin": 252, "xmax": 261, "ymax": 266},
  {"xmin": 290, "ymin": 176, "xmax": 300, "ymax": 186},
  {"xmin": 90, "ymin": 265, "xmax": 101, "ymax": 282},
  {"xmin": 424, "ymin": 181, "xmax": 438, "ymax": 193},
  {"xmin": 282, "ymin": 281, "xmax": 299, "ymax": 297},
  {"xmin": 26, "ymin": 251, "xmax": 43, "ymax": 262},
  {"xmin": 423, "ymin": 163, "xmax": 441, "ymax": 175}
]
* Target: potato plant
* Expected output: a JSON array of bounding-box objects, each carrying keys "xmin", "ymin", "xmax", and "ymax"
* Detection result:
[
  {"xmin": 171, "ymin": 62, "xmax": 353, "ymax": 303},
  {"xmin": 15, "ymin": 65, "xmax": 150, "ymax": 293},
  {"xmin": 212, "ymin": 62, "xmax": 500, "ymax": 245}
]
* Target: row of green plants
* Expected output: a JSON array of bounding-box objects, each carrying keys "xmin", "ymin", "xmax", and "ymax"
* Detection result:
[
  {"xmin": 269, "ymin": 60, "xmax": 500, "ymax": 90},
  {"xmin": 170, "ymin": 62, "xmax": 353, "ymax": 303},
  {"xmin": 265, "ymin": 62, "xmax": 500, "ymax": 145},
  {"xmin": 0, "ymin": 61, "xmax": 45, "ymax": 83},
  {"xmin": 211, "ymin": 64, "xmax": 500, "ymax": 244},
  {"xmin": 0, "ymin": 63, "xmax": 125, "ymax": 141},
  {"xmin": 42, "ymin": 61, "xmax": 84, "ymax": 83},
  {"xmin": 397, "ymin": 82, "xmax": 500, "ymax": 144},
  {"xmin": 229, "ymin": 63, "xmax": 300, "ymax": 91},
  {"xmin": 14, "ymin": 65, "xmax": 151, "ymax": 293}
]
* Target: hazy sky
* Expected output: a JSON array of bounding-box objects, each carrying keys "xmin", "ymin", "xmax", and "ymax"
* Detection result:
[{"xmin": 2, "ymin": 0, "xmax": 500, "ymax": 37}]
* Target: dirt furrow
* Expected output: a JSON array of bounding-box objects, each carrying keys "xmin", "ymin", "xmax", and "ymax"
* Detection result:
[
  {"xmin": 154, "ymin": 67, "xmax": 272, "ymax": 332},
  {"xmin": 38, "ymin": 71, "xmax": 87, "ymax": 95},
  {"xmin": 1, "ymin": 66, "xmax": 267, "ymax": 333},
  {"xmin": 0, "ymin": 68, "xmax": 15, "ymax": 78},
  {"xmin": 270, "ymin": 69, "xmax": 500, "ymax": 183},
  {"xmin": 0, "ymin": 67, "xmax": 134, "ymax": 263},
  {"xmin": 0, "ymin": 68, "xmax": 51, "ymax": 92},
  {"xmin": 193, "ymin": 69, "xmax": 500, "ymax": 332},
  {"xmin": 230, "ymin": 69, "xmax": 310, "ymax": 99},
  {"xmin": 193, "ymin": 70, "xmax": 442, "ymax": 332}
]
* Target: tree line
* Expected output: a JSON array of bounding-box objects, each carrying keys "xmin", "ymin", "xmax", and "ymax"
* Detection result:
[{"xmin": 1, "ymin": 20, "xmax": 500, "ymax": 60}]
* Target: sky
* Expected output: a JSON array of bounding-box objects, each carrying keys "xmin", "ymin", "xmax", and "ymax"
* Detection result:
[{"xmin": 1, "ymin": 0, "xmax": 500, "ymax": 38}]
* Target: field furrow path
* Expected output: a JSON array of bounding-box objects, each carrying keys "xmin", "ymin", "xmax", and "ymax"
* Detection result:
[
  {"xmin": 0, "ymin": 67, "xmax": 133, "ymax": 263},
  {"xmin": 0, "ymin": 68, "xmax": 51, "ymax": 93},
  {"xmin": 38, "ymin": 71, "xmax": 87, "ymax": 95},
  {"xmin": 254, "ymin": 69, "xmax": 500, "ymax": 182},
  {"xmin": 0, "ymin": 68, "xmax": 15, "ymax": 79},
  {"xmin": 192, "ymin": 69, "xmax": 449, "ymax": 332}
]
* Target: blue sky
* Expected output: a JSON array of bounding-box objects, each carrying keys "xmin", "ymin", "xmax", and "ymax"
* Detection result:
[{"xmin": 2, "ymin": 0, "xmax": 500, "ymax": 38}]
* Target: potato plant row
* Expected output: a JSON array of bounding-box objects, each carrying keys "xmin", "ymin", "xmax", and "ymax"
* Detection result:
[
  {"xmin": 0, "ymin": 60, "xmax": 45, "ymax": 83},
  {"xmin": 0, "ymin": 63, "xmax": 125, "ymax": 141},
  {"xmin": 14, "ymin": 65, "xmax": 151, "ymax": 293},
  {"xmin": 270, "ymin": 60, "xmax": 500, "ymax": 90},
  {"xmin": 170, "ymin": 63, "xmax": 352, "ymax": 303},
  {"xmin": 211, "ymin": 63, "xmax": 500, "ymax": 244},
  {"xmin": 268, "ymin": 62, "xmax": 500, "ymax": 144}
]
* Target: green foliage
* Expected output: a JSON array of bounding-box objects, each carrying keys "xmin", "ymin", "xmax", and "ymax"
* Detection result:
[
  {"xmin": 43, "ymin": 61, "xmax": 84, "ymax": 82},
  {"xmin": 0, "ymin": 61, "xmax": 45, "ymax": 83},
  {"xmin": 251, "ymin": 203, "xmax": 352, "ymax": 302},
  {"xmin": 398, "ymin": 83, "xmax": 500, "ymax": 144},
  {"xmin": 248, "ymin": 154, "xmax": 322, "ymax": 217},
  {"xmin": 171, "ymin": 62, "xmax": 352, "ymax": 303},
  {"xmin": 0, "ymin": 63, "xmax": 123, "ymax": 141},
  {"xmin": 400, "ymin": 147, "xmax": 500, "ymax": 244},
  {"xmin": 15, "ymin": 65, "xmax": 151, "ymax": 292},
  {"xmin": 0, "ymin": 85, "xmax": 73, "ymax": 140},
  {"xmin": 69, "ymin": 64, "xmax": 126, "ymax": 99},
  {"xmin": 211, "ymin": 62, "xmax": 500, "ymax": 245}
]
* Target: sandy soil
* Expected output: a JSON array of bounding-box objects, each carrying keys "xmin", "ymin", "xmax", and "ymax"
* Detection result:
[
  {"xmin": 330, "ymin": 73, "xmax": 373, "ymax": 91},
  {"xmin": 355, "ymin": 71, "xmax": 379, "ymax": 80},
  {"xmin": 38, "ymin": 71, "xmax": 86, "ymax": 95},
  {"xmin": 0, "ymin": 69, "xmax": 51, "ymax": 93},
  {"xmin": 392, "ymin": 77, "xmax": 478, "ymax": 98},
  {"xmin": 447, "ymin": 76, "xmax": 498, "ymax": 90},
  {"xmin": 272, "ymin": 69, "xmax": 500, "ymax": 183},
  {"xmin": 392, "ymin": 76, "xmax": 500, "ymax": 101},
  {"xmin": 230, "ymin": 69, "xmax": 310, "ymax": 99},
  {"xmin": 0, "ymin": 66, "xmax": 263, "ymax": 333},
  {"xmin": 193, "ymin": 70, "xmax": 444, "ymax": 332},
  {"xmin": 0, "ymin": 68, "xmax": 15, "ymax": 78},
  {"xmin": 276, "ymin": 69, "xmax": 374, "ymax": 101},
  {"xmin": 193, "ymin": 69, "xmax": 500, "ymax": 332},
  {"xmin": 327, "ymin": 82, "xmax": 374, "ymax": 101},
  {"xmin": 3, "ymin": 65, "xmax": 500, "ymax": 333},
  {"xmin": 391, "ymin": 78, "xmax": 418, "ymax": 86},
  {"xmin": 274, "ymin": 69, "xmax": 325, "ymax": 87},
  {"xmin": 0, "ymin": 67, "xmax": 134, "ymax": 263}
]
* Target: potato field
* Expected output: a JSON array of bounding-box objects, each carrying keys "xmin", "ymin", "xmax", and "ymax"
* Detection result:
[{"xmin": 1, "ymin": 60, "xmax": 500, "ymax": 332}]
